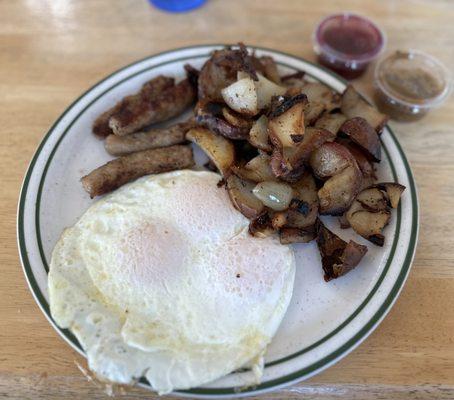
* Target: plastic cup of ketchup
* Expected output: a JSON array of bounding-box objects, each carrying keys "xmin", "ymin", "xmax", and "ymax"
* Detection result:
[{"xmin": 313, "ymin": 13, "xmax": 385, "ymax": 79}]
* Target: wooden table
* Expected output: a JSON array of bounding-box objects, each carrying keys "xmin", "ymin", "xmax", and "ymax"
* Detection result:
[{"xmin": 1, "ymin": 1, "xmax": 453, "ymax": 399}]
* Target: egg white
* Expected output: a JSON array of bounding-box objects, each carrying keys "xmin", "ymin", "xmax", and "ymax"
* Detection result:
[{"xmin": 49, "ymin": 170, "xmax": 295, "ymax": 393}]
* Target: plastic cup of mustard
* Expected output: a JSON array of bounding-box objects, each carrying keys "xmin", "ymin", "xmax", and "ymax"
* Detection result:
[{"xmin": 374, "ymin": 50, "xmax": 451, "ymax": 121}]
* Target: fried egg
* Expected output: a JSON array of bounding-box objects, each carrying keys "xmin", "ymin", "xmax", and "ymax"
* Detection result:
[{"xmin": 48, "ymin": 170, "xmax": 295, "ymax": 393}]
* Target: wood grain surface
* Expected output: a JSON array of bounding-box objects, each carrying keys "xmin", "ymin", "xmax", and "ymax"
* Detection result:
[{"xmin": 1, "ymin": 0, "xmax": 453, "ymax": 399}]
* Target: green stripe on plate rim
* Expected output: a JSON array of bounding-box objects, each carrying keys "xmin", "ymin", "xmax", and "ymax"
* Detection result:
[{"xmin": 16, "ymin": 44, "xmax": 418, "ymax": 396}]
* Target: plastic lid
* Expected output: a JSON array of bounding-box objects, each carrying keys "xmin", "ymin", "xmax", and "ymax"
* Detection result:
[
  {"xmin": 375, "ymin": 50, "xmax": 451, "ymax": 108},
  {"xmin": 148, "ymin": 0, "xmax": 206, "ymax": 13},
  {"xmin": 313, "ymin": 13, "xmax": 385, "ymax": 63}
]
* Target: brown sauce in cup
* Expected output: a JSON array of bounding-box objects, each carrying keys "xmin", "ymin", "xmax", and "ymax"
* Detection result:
[{"xmin": 374, "ymin": 51, "xmax": 450, "ymax": 121}]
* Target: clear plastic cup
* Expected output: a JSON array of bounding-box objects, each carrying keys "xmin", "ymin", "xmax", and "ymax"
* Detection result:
[
  {"xmin": 374, "ymin": 50, "xmax": 451, "ymax": 121},
  {"xmin": 313, "ymin": 13, "xmax": 385, "ymax": 79}
]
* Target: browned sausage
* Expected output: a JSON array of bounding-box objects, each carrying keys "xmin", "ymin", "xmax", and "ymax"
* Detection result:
[
  {"xmin": 109, "ymin": 78, "xmax": 196, "ymax": 136},
  {"xmin": 104, "ymin": 122, "xmax": 193, "ymax": 156},
  {"xmin": 81, "ymin": 145, "xmax": 194, "ymax": 197},
  {"xmin": 92, "ymin": 75, "xmax": 175, "ymax": 138}
]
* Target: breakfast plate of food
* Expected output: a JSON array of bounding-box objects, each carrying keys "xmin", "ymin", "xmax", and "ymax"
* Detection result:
[{"xmin": 17, "ymin": 44, "xmax": 418, "ymax": 397}]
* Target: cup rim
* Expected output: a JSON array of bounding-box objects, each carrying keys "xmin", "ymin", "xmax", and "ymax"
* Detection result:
[
  {"xmin": 313, "ymin": 12, "xmax": 386, "ymax": 64},
  {"xmin": 374, "ymin": 49, "xmax": 452, "ymax": 109}
]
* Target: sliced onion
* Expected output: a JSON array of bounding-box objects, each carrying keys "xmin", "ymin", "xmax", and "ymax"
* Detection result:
[{"xmin": 252, "ymin": 181, "xmax": 293, "ymax": 211}]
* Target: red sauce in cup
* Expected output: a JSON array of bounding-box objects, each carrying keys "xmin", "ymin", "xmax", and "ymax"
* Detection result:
[{"xmin": 313, "ymin": 14, "xmax": 385, "ymax": 79}]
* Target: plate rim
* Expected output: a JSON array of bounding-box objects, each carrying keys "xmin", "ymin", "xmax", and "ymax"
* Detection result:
[{"xmin": 16, "ymin": 44, "xmax": 419, "ymax": 398}]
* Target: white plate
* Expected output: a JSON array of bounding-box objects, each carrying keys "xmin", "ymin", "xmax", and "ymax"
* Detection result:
[{"xmin": 17, "ymin": 45, "xmax": 418, "ymax": 398}]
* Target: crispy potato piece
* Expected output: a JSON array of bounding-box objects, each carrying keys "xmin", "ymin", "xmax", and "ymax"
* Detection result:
[
  {"xmin": 288, "ymin": 127, "xmax": 336, "ymax": 169},
  {"xmin": 264, "ymin": 170, "xmax": 318, "ymax": 227},
  {"xmin": 308, "ymin": 142, "xmax": 363, "ymax": 215},
  {"xmin": 226, "ymin": 174, "xmax": 264, "ymax": 219},
  {"xmin": 293, "ymin": 170, "xmax": 318, "ymax": 195},
  {"xmin": 249, "ymin": 212, "xmax": 275, "ymax": 238},
  {"xmin": 238, "ymin": 71, "xmax": 287, "ymax": 108},
  {"xmin": 316, "ymin": 220, "xmax": 368, "ymax": 281},
  {"xmin": 231, "ymin": 153, "xmax": 276, "ymax": 182},
  {"xmin": 340, "ymin": 117, "xmax": 381, "ymax": 162},
  {"xmin": 301, "ymin": 82, "xmax": 341, "ymax": 112},
  {"xmin": 248, "ymin": 115, "xmax": 272, "ymax": 151},
  {"xmin": 269, "ymin": 103, "xmax": 305, "ymax": 147},
  {"xmin": 285, "ymin": 172, "xmax": 319, "ymax": 228},
  {"xmin": 285, "ymin": 199, "xmax": 317, "ymax": 229},
  {"xmin": 281, "ymin": 72, "xmax": 307, "ymax": 90},
  {"xmin": 186, "ymin": 127, "xmax": 235, "ymax": 177},
  {"xmin": 304, "ymin": 101, "xmax": 326, "ymax": 126},
  {"xmin": 268, "ymin": 94, "xmax": 307, "ymax": 148},
  {"xmin": 104, "ymin": 122, "xmax": 191, "ymax": 156},
  {"xmin": 81, "ymin": 145, "xmax": 194, "ymax": 198},
  {"xmin": 221, "ymin": 107, "xmax": 252, "ymax": 129},
  {"xmin": 341, "ymin": 240, "xmax": 369, "ymax": 269},
  {"xmin": 221, "ymin": 77, "xmax": 258, "ymax": 116},
  {"xmin": 270, "ymin": 147, "xmax": 305, "ymax": 182},
  {"xmin": 346, "ymin": 207, "xmax": 391, "ymax": 246},
  {"xmin": 360, "ymin": 175, "xmax": 377, "ymax": 192},
  {"xmin": 345, "ymin": 189, "xmax": 393, "ymax": 246},
  {"xmin": 280, "ymin": 226, "xmax": 316, "ymax": 244},
  {"xmin": 345, "ymin": 197, "xmax": 362, "ymax": 217},
  {"xmin": 341, "ymin": 85, "xmax": 388, "ymax": 133},
  {"xmin": 198, "ymin": 56, "xmax": 235, "ymax": 102},
  {"xmin": 373, "ymin": 182, "xmax": 406, "ymax": 208},
  {"xmin": 318, "ymin": 163, "xmax": 363, "ymax": 215},
  {"xmin": 198, "ymin": 46, "xmax": 257, "ymax": 102},
  {"xmin": 256, "ymin": 56, "xmax": 281, "ymax": 84},
  {"xmin": 195, "ymin": 101, "xmax": 249, "ymax": 140},
  {"xmin": 356, "ymin": 187, "xmax": 388, "ymax": 211},
  {"xmin": 315, "ymin": 113, "xmax": 347, "ymax": 135},
  {"xmin": 284, "ymin": 82, "xmax": 341, "ymax": 127},
  {"xmin": 255, "ymin": 73, "xmax": 287, "ymax": 110},
  {"xmin": 270, "ymin": 149, "xmax": 287, "ymax": 178},
  {"xmin": 109, "ymin": 78, "xmax": 196, "ymax": 136},
  {"xmin": 284, "ymin": 87, "xmax": 305, "ymax": 99},
  {"xmin": 310, "ymin": 142, "xmax": 354, "ymax": 179},
  {"xmin": 337, "ymin": 139, "xmax": 376, "ymax": 182},
  {"xmin": 236, "ymin": 70, "xmax": 252, "ymax": 80},
  {"xmin": 268, "ymin": 94, "xmax": 307, "ymax": 119}
]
